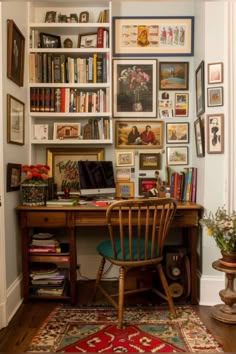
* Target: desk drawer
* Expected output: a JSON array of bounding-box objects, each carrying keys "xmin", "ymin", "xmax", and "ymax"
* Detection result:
[
  {"xmin": 172, "ymin": 210, "xmax": 199, "ymax": 227},
  {"xmin": 25, "ymin": 211, "xmax": 67, "ymax": 227}
]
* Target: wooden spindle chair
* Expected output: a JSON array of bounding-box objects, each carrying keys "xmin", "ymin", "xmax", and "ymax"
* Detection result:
[{"xmin": 93, "ymin": 197, "xmax": 177, "ymax": 329}]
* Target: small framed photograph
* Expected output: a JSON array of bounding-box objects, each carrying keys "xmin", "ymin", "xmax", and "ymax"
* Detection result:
[
  {"xmin": 79, "ymin": 11, "xmax": 89, "ymax": 23},
  {"xmin": 32, "ymin": 124, "xmax": 48, "ymax": 141},
  {"xmin": 207, "ymin": 87, "xmax": 223, "ymax": 107},
  {"xmin": 139, "ymin": 178, "xmax": 158, "ymax": 196},
  {"xmin": 7, "ymin": 19, "xmax": 25, "ymax": 87},
  {"xmin": 115, "ymin": 151, "xmax": 134, "ymax": 167},
  {"xmin": 45, "ymin": 11, "xmax": 56, "ymax": 23},
  {"xmin": 7, "ymin": 94, "xmax": 25, "ymax": 145},
  {"xmin": 175, "ymin": 93, "xmax": 189, "ymax": 117},
  {"xmin": 159, "ymin": 108, "xmax": 173, "ymax": 119},
  {"xmin": 115, "ymin": 120, "xmax": 164, "ymax": 149},
  {"xmin": 166, "ymin": 122, "xmax": 189, "ymax": 144},
  {"xmin": 116, "ymin": 168, "xmax": 131, "ymax": 181},
  {"xmin": 159, "ymin": 62, "xmax": 189, "ymax": 90},
  {"xmin": 78, "ymin": 33, "xmax": 97, "ymax": 48},
  {"xmin": 195, "ymin": 60, "xmax": 205, "ymax": 117},
  {"xmin": 113, "ymin": 58, "xmax": 157, "ymax": 118},
  {"xmin": 194, "ymin": 117, "xmax": 205, "ymax": 157},
  {"xmin": 207, "ymin": 114, "xmax": 224, "ymax": 154},
  {"xmin": 7, "ymin": 163, "xmax": 21, "ymax": 192},
  {"xmin": 116, "ymin": 181, "xmax": 134, "ymax": 198},
  {"xmin": 139, "ymin": 153, "xmax": 161, "ymax": 170},
  {"xmin": 208, "ymin": 62, "xmax": 223, "ymax": 84},
  {"xmin": 166, "ymin": 146, "xmax": 189, "ymax": 166},
  {"xmin": 53, "ymin": 123, "xmax": 81, "ymax": 140},
  {"xmin": 40, "ymin": 33, "xmax": 61, "ymax": 48}
]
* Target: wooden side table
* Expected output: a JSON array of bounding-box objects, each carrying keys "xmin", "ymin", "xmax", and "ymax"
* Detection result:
[{"xmin": 212, "ymin": 260, "xmax": 236, "ymax": 323}]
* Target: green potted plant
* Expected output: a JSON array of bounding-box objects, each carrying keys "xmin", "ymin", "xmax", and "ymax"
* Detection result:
[
  {"xmin": 200, "ymin": 207, "xmax": 236, "ymax": 266},
  {"xmin": 21, "ymin": 164, "xmax": 50, "ymax": 206}
]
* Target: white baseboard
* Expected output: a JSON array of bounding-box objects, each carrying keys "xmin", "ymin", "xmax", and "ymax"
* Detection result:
[
  {"xmin": 199, "ymin": 273, "xmax": 224, "ymax": 306},
  {"xmin": 0, "ymin": 275, "xmax": 23, "ymax": 328}
]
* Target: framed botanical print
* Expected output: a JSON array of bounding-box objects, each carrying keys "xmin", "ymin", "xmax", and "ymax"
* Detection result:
[{"xmin": 113, "ymin": 59, "xmax": 157, "ymax": 118}]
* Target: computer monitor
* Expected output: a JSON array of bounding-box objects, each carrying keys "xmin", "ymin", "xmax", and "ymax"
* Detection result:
[{"xmin": 78, "ymin": 160, "xmax": 116, "ymax": 199}]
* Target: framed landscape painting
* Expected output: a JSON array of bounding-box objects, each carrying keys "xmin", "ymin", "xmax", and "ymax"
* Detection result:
[
  {"xmin": 159, "ymin": 62, "xmax": 189, "ymax": 90},
  {"xmin": 113, "ymin": 59, "xmax": 157, "ymax": 118}
]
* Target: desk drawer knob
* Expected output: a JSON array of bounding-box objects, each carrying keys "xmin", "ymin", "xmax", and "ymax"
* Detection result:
[{"xmin": 44, "ymin": 217, "xmax": 48, "ymax": 222}]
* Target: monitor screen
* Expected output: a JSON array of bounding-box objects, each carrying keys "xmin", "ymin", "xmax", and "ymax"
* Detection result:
[{"xmin": 78, "ymin": 160, "xmax": 116, "ymax": 198}]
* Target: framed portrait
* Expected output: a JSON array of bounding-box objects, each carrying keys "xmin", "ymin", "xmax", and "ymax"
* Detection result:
[
  {"xmin": 159, "ymin": 108, "xmax": 173, "ymax": 119},
  {"xmin": 166, "ymin": 146, "xmax": 189, "ymax": 166},
  {"xmin": 79, "ymin": 11, "xmax": 89, "ymax": 23},
  {"xmin": 138, "ymin": 178, "xmax": 158, "ymax": 196},
  {"xmin": 115, "ymin": 151, "xmax": 134, "ymax": 167},
  {"xmin": 194, "ymin": 117, "xmax": 205, "ymax": 157},
  {"xmin": 7, "ymin": 19, "xmax": 25, "ymax": 87},
  {"xmin": 207, "ymin": 114, "xmax": 224, "ymax": 154},
  {"xmin": 7, "ymin": 163, "xmax": 21, "ymax": 192},
  {"xmin": 113, "ymin": 59, "xmax": 157, "ymax": 118},
  {"xmin": 115, "ymin": 120, "xmax": 164, "ymax": 149},
  {"xmin": 7, "ymin": 94, "xmax": 25, "ymax": 145},
  {"xmin": 40, "ymin": 33, "xmax": 61, "ymax": 48},
  {"xmin": 78, "ymin": 32, "xmax": 97, "ymax": 48},
  {"xmin": 175, "ymin": 93, "xmax": 189, "ymax": 117},
  {"xmin": 113, "ymin": 16, "xmax": 194, "ymax": 56},
  {"xmin": 116, "ymin": 181, "xmax": 134, "ymax": 198},
  {"xmin": 208, "ymin": 62, "xmax": 223, "ymax": 84},
  {"xmin": 45, "ymin": 11, "xmax": 56, "ymax": 23},
  {"xmin": 46, "ymin": 147, "xmax": 104, "ymax": 192},
  {"xmin": 207, "ymin": 87, "xmax": 223, "ymax": 107},
  {"xmin": 159, "ymin": 62, "xmax": 189, "ymax": 90},
  {"xmin": 166, "ymin": 122, "xmax": 189, "ymax": 144},
  {"xmin": 195, "ymin": 60, "xmax": 205, "ymax": 116},
  {"xmin": 53, "ymin": 123, "xmax": 81, "ymax": 140},
  {"xmin": 139, "ymin": 153, "xmax": 161, "ymax": 170}
]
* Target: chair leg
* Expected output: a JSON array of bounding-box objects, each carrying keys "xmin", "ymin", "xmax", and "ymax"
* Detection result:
[
  {"xmin": 157, "ymin": 263, "xmax": 177, "ymax": 317},
  {"xmin": 93, "ymin": 256, "xmax": 105, "ymax": 301},
  {"xmin": 117, "ymin": 266, "xmax": 125, "ymax": 329}
]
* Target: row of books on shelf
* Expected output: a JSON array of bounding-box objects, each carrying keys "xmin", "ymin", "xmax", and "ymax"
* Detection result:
[
  {"xmin": 29, "ymin": 52, "xmax": 109, "ymax": 84},
  {"xmin": 169, "ymin": 167, "xmax": 197, "ymax": 202},
  {"xmin": 32, "ymin": 118, "xmax": 110, "ymax": 141},
  {"xmin": 30, "ymin": 87, "xmax": 109, "ymax": 113}
]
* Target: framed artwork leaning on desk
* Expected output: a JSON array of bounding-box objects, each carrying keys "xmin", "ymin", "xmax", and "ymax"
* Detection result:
[{"xmin": 46, "ymin": 147, "xmax": 104, "ymax": 193}]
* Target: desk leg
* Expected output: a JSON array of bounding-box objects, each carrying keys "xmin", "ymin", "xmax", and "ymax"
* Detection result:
[
  {"xmin": 186, "ymin": 226, "xmax": 198, "ymax": 305},
  {"xmin": 21, "ymin": 226, "xmax": 29, "ymax": 303}
]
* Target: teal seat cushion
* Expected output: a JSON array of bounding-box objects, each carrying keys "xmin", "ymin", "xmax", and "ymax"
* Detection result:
[{"xmin": 96, "ymin": 236, "xmax": 156, "ymax": 260}]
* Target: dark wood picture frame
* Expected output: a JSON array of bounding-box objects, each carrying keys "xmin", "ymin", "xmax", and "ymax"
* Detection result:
[
  {"xmin": 195, "ymin": 60, "xmax": 205, "ymax": 116},
  {"xmin": 7, "ymin": 94, "xmax": 25, "ymax": 145},
  {"xmin": 78, "ymin": 32, "xmax": 97, "ymax": 48},
  {"xmin": 7, "ymin": 19, "xmax": 25, "ymax": 87},
  {"xmin": 139, "ymin": 153, "xmax": 161, "ymax": 170},
  {"xmin": 7, "ymin": 163, "xmax": 21, "ymax": 192},
  {"xmin": 194, "ymin": 117, "xmax": 205, "ymax": 157},
  {"xmin": 159, "ymin": 62, "xmax": 189, "ymax": 90}
]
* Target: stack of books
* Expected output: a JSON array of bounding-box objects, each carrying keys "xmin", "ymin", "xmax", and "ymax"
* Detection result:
[
  {"xmin": 169, "ymin": 167, "xmax": 197, "ymax": 202},
  {"xmin": 29, "ymin": 233, "xmax": 61, "ymax": 253},
  {"xmin": 30, "ymin": 262, "xmax": 67, "ymax": 296}
]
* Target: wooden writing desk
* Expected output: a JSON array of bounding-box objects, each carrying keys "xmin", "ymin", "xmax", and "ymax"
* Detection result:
[{"xmin": 16, "ymin": 202, "xmax": 202, "ymax": 304}]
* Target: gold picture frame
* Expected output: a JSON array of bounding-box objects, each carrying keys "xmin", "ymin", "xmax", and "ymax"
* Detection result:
[
  {"xmin": 46, "ymin": 147, "xmax": 104, "ymax": 193},
  {"xmin": 116, "ymin": 181, "xmax": 134, "ymax": 198},
  {"xmin": 115, "ymin": 120, "xmax": 164, "ymax": 149}
]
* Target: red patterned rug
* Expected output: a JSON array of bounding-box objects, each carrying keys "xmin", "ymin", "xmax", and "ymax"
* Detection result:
[{"xmin": 28, "ymin": 305, "xmax": 223, "ymax": 352}]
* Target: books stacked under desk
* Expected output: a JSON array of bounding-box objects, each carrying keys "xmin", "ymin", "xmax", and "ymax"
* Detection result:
[
  {"xmin": 30, "ymin": 262, "xmax": 68, "ymax": 297},
  {"xmin": 29, "ymin": 233, "xmax": 61, "ymax": 253}
]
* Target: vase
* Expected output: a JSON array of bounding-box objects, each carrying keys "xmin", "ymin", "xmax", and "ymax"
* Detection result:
[
  {"xmin": 21, "ymin": 184, "xmax": 47, "ymax": 206},
  {"xmin": 219, "ymin": 251, "xmax": 236, "ymax": 267}
]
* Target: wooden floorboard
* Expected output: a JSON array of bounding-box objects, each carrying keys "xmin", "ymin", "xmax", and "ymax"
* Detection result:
[{"xmin": 0, "ymin": 280, "xmax": 236, "ymax": 352}]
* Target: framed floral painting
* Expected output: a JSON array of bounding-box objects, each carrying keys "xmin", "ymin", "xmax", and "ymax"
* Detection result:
[{"xmin": 113, "ymin": 59, "xmax": 157, "ymax": 118}]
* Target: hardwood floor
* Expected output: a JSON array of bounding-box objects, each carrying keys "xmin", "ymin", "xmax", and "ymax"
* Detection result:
[{"xmin": 0, "ymin": 280, "xmax": 236, "ymax": 352}]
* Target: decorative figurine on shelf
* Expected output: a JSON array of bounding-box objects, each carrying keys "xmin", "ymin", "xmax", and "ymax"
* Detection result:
[{"xmin": 64, "ymin": 38, "xmax": 73, "ymax": 48}]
